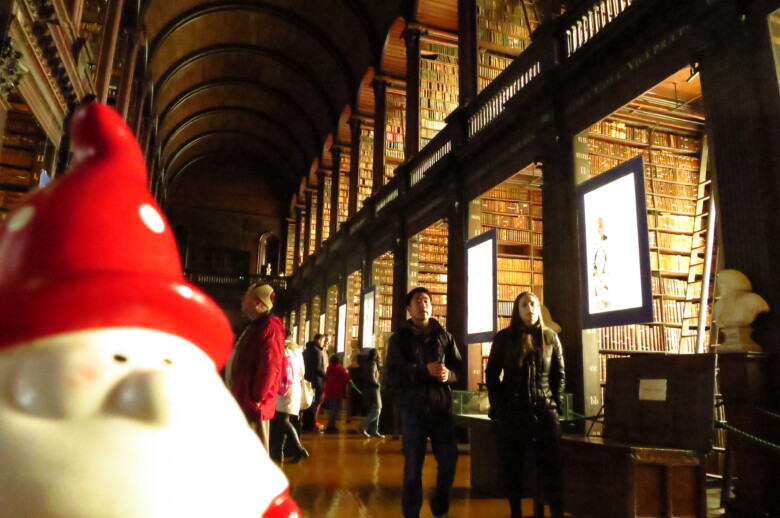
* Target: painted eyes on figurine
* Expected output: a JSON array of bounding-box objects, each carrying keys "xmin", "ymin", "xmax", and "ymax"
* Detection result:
[{"xmin": 112, "ymin": 353, "xmax": 174, "ymax": 366}]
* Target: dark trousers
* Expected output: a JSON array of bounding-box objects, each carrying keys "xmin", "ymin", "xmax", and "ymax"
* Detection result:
[
  {"xmin": 270, "ymin": 411, "xmax": 303, "ymax": 461},
  {"xmin": 401, "ymin": 410, "xmax": 458, "ymax": 518},
  {"xmin": 302, "ymin": 385, "xmax": 324, "ymax": 429},
  {"xmin": 500, "ymin": 433, "xmax": 563, "ymax": 518}
]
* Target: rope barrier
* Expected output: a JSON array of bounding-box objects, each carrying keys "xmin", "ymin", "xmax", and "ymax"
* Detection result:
[{"xmin": 715, "ymin": 420, "xmax": 780, "ymax": 453}]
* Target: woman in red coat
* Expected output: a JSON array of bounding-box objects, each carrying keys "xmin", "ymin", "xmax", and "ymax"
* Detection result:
[
  {"xmin": 323, "ymin": 354, "xmax": 350, "ymax": 433},
  {"xmin": 226, "ymin": 283, "xmax": 286, "ymax": 451}
]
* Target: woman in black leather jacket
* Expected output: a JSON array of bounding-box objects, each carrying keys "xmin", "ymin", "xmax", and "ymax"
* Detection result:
[{"xmin": 485, "ymin": 291, "xmax": 565, "ymax": 518}]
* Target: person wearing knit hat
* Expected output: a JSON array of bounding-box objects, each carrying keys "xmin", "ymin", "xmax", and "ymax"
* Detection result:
[
  {"xmin": 226, "ymin": 282, "xmax": 286, "ymax": 452},
  {"xmin": 0, "ymin": 102, "xmax": 299, "ymax": 518}
]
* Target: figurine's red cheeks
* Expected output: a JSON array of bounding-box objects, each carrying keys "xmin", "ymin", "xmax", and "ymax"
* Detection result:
[{"xmin": 262, "ymin": 489, "xmax": 300, "ymax": 518}]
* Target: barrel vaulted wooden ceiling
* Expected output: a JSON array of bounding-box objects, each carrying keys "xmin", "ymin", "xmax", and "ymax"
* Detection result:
[{"xmin": 143, "ymin": 0, "xmax": 459, "ymax": 216}]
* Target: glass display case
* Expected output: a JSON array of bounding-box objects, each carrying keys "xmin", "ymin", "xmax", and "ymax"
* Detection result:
[{"xmin": 452, "ymin": 390, "xmax": 490, "ymax": 416}]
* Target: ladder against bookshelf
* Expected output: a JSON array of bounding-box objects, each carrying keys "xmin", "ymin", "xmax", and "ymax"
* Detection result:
[
  {"xmin": 385, "ymin": 89, "xmax": 406, "ymax": 181},
  {"xmin": 372, "ymin": 252, "xmax": 394, "ymax": 336},
  {"xmin": 358, "ymin": 126, "xmax": 374, "ymax": 208},
  {"xmin": 587, "ymin": 108, "xmax": 711, "ymax": 385},
  {"xmin": 420, "ymin": 39, "xmax": 458, "ymax": 149},
  {"xmin": 408, "ymin": 221, "xmax": 449, "ymax": 327},
  {"xmin": 476, "ymin": 0, "xmax": 538, "ymax": 92}
]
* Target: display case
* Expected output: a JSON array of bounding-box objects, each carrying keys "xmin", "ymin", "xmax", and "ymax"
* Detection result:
[{"xmin": 452, "ymin": 390, "xmax": 490, "ymax": 416}]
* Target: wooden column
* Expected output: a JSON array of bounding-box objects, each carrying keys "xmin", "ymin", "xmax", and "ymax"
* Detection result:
[
  {"xmin": 403, "ymin": 25, "xmax": 423, "ymax": 159},
  {"xmin": 457, "ymin": 0, "xmax": 478, "ymax": 106},
  {"xmin": 348, "ymin": 117, "xmax": 362, "ymax": 216},
  {"xmin": 116, "ymin": 30, "xmax": 139, "ymax": 120},
  {"xmin": 95, "ymin": 0, "xmax": 125, "ymax": 104},
  {"xmin": 391, "ymin": 211, "xmax": 409, "ymax": 331},
  {"xmin": 700, "ymin": 6, "xmax": 780, "ymax": 516},
  {"xmin": 329, "ymin": 146, "xmax": 342, "ymax": 237},
  {"xmin": 700, "ymin": 5, "xmax": 780, "ymax": 351},
  {"xmin": 445, "ymin": 172, "xmax": 468, "ymax": 384},
  {"xmin": 539, "ymin": 137, "xmax": 589, "ymax": 421},
  {"xmin": 371, "ymin": 77, "xmax": 388, "ymax": 193},
  {"xmin": 315, "ymin": 169, "xmax": 326, "ymax": 250},
  {"xmin": 293, "ymin": 206, "xmax": 303, "ymax": 272}
]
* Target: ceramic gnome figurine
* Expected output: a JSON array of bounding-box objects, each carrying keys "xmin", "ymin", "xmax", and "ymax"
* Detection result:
[
  {"xmin": 0, "ymin": 102, "xmax": 300, "ymax": 518},
  {"xmin": 712, "ymin": 269, "xmax": 770, "ymax": 352}
]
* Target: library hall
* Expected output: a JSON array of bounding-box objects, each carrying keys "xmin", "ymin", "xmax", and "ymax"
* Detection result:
[{"xmin": 1, "ymin": 0, "xmax": 779, "ymax": 517}]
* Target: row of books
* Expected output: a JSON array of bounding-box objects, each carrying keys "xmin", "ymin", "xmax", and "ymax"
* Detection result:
[
  {"xmin": 650, "ymin": 231, "xmax": 693, "ymax": 251},
  {"xmin": 650, "ymin": 132, "xmax": 700, "ymax": 151},
  {"xmin": 482, "ymin": 198, "xmax": 535, "ymax": 214},
  {"xmin": 484, "ymin": 185, "xmax": 533, "ymax": 200},
  {"xmin": 490, "ymin": 227, "xmax": 542, "ymax": 244},
  {"xmin": 647, "ymin": 194, "xmax": 696, "ymax": 214},
  {"xmin": 481, "ymin": 212, "xmax": 533, "ymax": 229},
  {"xmin": 0, "ymin": 167, "xmax": 31, "ymax": 187},
  {"xmin": 645, "ymin": 179, "xmax": 697, "ymax": 198},
  {"xmin": 419, "ymin": 272, "xmax": 448, "ymax": 283},
  {"xmin": 497, "ymin": 256, "xmax": 540, "ymax": 271},
  {"xmin": 418, "ymin": 242, "xmax": 447, "ymax": 255},
  {"xmin": 588, "ymin": 139, "xmax": 646, "ymax": 159},
  {"xmin": 498, "ymin": 283, "xmax": 532, "ymax": 301},
  {"xmin": 498, "ymin": 270, "xmax": 535, "ymax": 285},
  {"xmin": 0, "ymin": 189, "xmax": 24, "ymax": 210},
  {"xmin": 590, "ymin": 120, "xmax": 649, "ymax": 143},
  {"xmin": 651, "ymin": 275, "xmax": 689, "ymax": 297},
  {"xmin": 598, "ymin": 324, "xmax": 681, "ymax": 352},
  {"xmin": 650, "ymin": 252, "xmax": 691, "ymax": 273},
  {"xmin": 654, "ymin": 213, "xmax": 695, "ymax": 232},
  {"xmin": 0, "ymin": 147, "xmax": 36, "ymax": 169},
  {"xmin": 646, "ymin": 164, "xmax": 700, "ymax": 184},
  {"xmin": 479, "ymin": 52, "xmax": 512, "ymax": 71}
]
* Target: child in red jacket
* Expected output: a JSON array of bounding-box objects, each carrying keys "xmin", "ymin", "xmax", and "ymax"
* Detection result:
[{"xmin": 323, "ymin": 354, "xmax": 350, "ymax": 433}]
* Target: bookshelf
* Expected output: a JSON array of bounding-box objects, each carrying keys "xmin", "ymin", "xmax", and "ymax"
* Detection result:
[
  {"xmin": 385, "ymin": 89, "xmax": 406, "ymax": 181},
  {"xmin": 372, "ymin": 252, "xmax": 394, "ymax": 336},
  {"xmin": 325, "ymin": 284, "xmax": 339, "ymax": 338},
  {"xmin": 310, "ymin": 296, "xmax": 322, "ymax": 339},
  {"xmin": 338, "ymin": 153, "xmax": 350, "ymax": 225},
  {"xmin": 298, "ymin": 303, "xmax": 308, "ymax": 345},
  {"xmin": 358, "ymin": 126, "xmax": 374, "ymax": 208},
  {"xmin": 346, "ymin": 270, "xmax": 362, "ymax": 362},
  {"xmin": 297, "ymin": 210, "xmax": 306, "ymax": 266},
  {"xmin": 285, "ymin": 220, "xmax": 295, "ymax": 275},
  {"xmin": 0, "ymin": 97, "xmax": 47, "ymax": 222},
  {"xmin": 476, "ymin": 0, "xmax": 538, "ymax": 92},
  {"xmin": 322, "ymin": 174, "xmax": 332, "ymax": 242},
  {"xmin": 468, "ymin": 166, "xmax": 544, "ymax": 386},
  {"xmin": 420, "ymin": 39, "xmax": 458, "ymax": 149},
  {"xmin": 408, "ymin": 221, "xmax": 449, "ymax": 327},
  {"xmin": 308, "ymin": 189, "xmax": 318, "ymax": 256},
  {"xmin": 587, "ymin": 104, "xmax": 712, "ymax": 385}
]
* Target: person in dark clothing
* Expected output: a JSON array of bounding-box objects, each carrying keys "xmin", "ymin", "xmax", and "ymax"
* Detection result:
[
  {"xmin": 385, "ymin": 287, "xmax": 463, "ymax": 518},
  {"xmin": 358, "ymin": 348, "xmax": 383, "ymax": 438},
  {"xmin": 485, "ymin": 291, "xmax": 566, "ymax": 518},
  {"xmin": 302, "ymin": 333, "xmax": 326, "ymax": 431}
]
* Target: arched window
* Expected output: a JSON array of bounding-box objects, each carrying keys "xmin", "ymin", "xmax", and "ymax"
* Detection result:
[{"xmin": 256, "ymin": 232, "xmax": 280, "ymax": 275}]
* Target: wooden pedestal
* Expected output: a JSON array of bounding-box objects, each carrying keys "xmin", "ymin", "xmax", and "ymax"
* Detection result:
[{"xmin": 561, "ymin": 436, "xmax": 707, "ymax": 518}]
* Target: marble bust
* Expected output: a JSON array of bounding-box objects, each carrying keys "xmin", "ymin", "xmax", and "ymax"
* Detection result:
[{"xmin": 712, "ymin": 269, "xmax": 769, "ymax": 352}]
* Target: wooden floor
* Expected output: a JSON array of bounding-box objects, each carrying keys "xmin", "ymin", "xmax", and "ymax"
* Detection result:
[
  {"xmin": 282, "ymin": 428, "xmax": 538, "ymax": 518},
  {"xmin": 281, "ymin": 423, "xmax": 727, "ymax": 518}
]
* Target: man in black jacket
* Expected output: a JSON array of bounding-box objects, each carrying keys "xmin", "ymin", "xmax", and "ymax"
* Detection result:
[
  {"xmin": 385, "ymin": 287, "xmax": 463, "ymax": 518},
  {"xmin": 302, "ymin": 333, "xmax": 326, "ymax": 431}
]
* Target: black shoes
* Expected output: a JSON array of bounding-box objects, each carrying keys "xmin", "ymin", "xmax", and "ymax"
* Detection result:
[{"xmin": 286, "ymin": 446, "xmax": 310, "ymax": 464}]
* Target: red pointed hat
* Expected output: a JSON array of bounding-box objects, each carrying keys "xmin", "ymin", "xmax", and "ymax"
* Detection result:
[{"xmin": 0, "ymin": 102, "xmax": 233, "ymax": 368}]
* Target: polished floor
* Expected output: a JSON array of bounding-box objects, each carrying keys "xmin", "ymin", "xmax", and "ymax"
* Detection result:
[
  {"xmin": 281, "ymin": 427, "xmax": 540, "ymax": 518},
  {"xmin": 279, "ymin": 419, "xmax": 726, "ymax": 518}
]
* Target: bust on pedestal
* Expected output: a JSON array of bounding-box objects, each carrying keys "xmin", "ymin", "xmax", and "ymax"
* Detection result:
[{"xmin": 713, "ymin": 270, "xmax": 778, "ymax": 517}]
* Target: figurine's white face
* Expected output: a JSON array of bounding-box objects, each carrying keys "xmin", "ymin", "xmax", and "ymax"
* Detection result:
[{"xmin": 0, "ymin": 328, "xmax": 293, "ymax": 518}]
